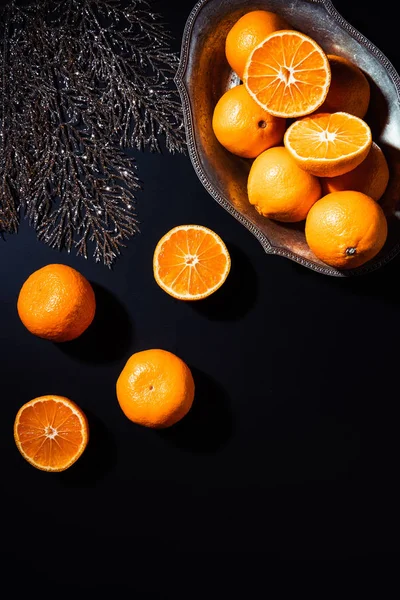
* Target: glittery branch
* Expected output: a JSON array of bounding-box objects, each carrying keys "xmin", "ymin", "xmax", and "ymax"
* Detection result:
[
  {"xmin": 0, "ymin": 0, "xmax": 186, "ymax": 265},
  {"xmin": 22, "ymin": 18, "xmax": 141, "ymax": 266},
  {"xmin": 0, "ymin": 5, "xmax": 26, "ymax": 235}
]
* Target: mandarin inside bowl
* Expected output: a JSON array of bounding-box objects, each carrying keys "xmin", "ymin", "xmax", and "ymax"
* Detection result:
[{"xmin": 175, "ymin": 0, "xmax": 400, "ymax": 276}]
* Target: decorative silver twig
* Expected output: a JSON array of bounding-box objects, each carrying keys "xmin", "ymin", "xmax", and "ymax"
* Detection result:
[{"xmin": 0, "ymin": 0, "xmax": 186, "ymax": 265}]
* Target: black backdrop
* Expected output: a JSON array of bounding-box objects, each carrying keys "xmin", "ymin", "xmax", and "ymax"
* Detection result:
[{"xmin": 1, "ymin": 0, "xmax": 399, "ymax": 592}]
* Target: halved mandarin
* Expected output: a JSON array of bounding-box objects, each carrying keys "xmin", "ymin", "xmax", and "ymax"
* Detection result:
[
  {"xmin": 153, "ymin": 225, "xmax": 231, "ymax": 300},
  {"xmin": 284, "ymin": 111, "xmax": 372, "ymax": 177},
  {"xmin": 243, "ymin": 29, "xmax": 331, "ymax": 118},
  {"xmin": 14, "ymin": 395, "xmax": 89, "ymax": 472}
]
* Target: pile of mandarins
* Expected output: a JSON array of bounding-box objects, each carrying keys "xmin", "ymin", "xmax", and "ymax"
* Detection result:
[{"xmin": 212, "ymin": 9, "xmax": 390, "ymax": 270}]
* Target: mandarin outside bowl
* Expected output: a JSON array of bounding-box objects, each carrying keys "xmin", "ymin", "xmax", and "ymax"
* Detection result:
[{"xmin": 174, "ymin": 0, "xmax": 400, "ymax": 276}]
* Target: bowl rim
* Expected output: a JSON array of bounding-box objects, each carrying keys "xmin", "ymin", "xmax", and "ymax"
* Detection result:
[{"xmin": 174, "ymin": 0, "xmax": 400, "ymax": 277}]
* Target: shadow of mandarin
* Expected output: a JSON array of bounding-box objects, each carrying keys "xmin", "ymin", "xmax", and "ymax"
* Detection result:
[
  {"xmin": 156, "ymin": 367, "xmax": 234, "ymax": 454},
  {"xmin": 189, "ymin": 242, "xmax": 259, "ymax": 321},
  {"xmin": 56, "ymin": 409, "xmax": 118, "ymax": 486},
  {"xmin": 55, "ymin": 282, "xmax": 134, "ymax": 364}
]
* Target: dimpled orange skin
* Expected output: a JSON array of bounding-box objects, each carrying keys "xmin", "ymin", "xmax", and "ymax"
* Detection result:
[
  {"xmin": 247, "ymin": 146, "xmax": 322, "ymax": 222},
  {"xmin": 305, "ymin": 191, "xmax": 388, "ymax": 269},
  {"xmin": 17, "ymin": 264, "xmax": 96, "ymax": 342},
  {"xmin": 212, "ymin": 84, "xmax": 286, "ymax": 158},
  {"xmin": 319, "ymin": 54, "xmax": 371, "ymax": 119},
  {"xmin": 320, "ymin": 141, "xmax": 390, "ymax": 202},
  {"xmin": 225, "ymin": 10, "xmax": 290, "ymax": 80},
  {"xmin": 116, "ymin": 349, "xmax": 195, "ymax": 429}
]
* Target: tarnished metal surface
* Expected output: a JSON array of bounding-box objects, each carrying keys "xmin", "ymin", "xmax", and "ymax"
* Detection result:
[{"xmin": 175, "ymin": 0, "xmax": 400, "ymax": 276}]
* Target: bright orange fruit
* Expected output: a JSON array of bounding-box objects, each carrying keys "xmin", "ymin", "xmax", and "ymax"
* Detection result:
[
  {"xmin": 116, "ymin": 349, "xmax": 195, "ymax": 428},
  {"xmin": 284, "ymin": 111, "xmax": 372, "ymax": 177},
  {"xmin": 14, "ymin": 395, "xmax": 89, "ymax": 472},
  {"xmin": 305, "ymin": 190, "xmax": 388, "ymax": 269},
  {"xmin": 212, "ymin": 84, "xmax": 286, "ymax": 158},
  {"xmin": 243, "ymin": 29, "xmax": 331, "ymax": 118},
  {"xmin": 153, "ymin": 225, "xmax": 231, "ymax": 300},
  {"xmin": 225, "ymin": 10, "xmax": 290, "ymax": 80},
  {"xmin": 17, "ymin": 263, "xmax": 96, "ymax": 342},
  {"xmin": 319, "ymin": 54, "xmax": 371, "ymax": 119},
  {"xmin": 247, "ymin": 146, "xmax": 321, "ymax": 222},
  {"xmin": 320, "ymin": 141, "xmax": 389, "ymax": 202}
]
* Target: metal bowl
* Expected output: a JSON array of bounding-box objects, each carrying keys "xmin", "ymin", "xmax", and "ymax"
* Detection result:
[{"xmin": 174, "ymin": 0, "xmax": 400, "ymax": 276}]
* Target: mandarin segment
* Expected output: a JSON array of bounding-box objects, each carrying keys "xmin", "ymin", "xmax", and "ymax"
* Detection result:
[
  {"xmin": 243, "ymin": 30, "xmax": 331, "ymax": 118},
  {"xmin": 14, "ymin": 395, "xmax": 89, "ymax": 472},
  {"xmin": 153, "ymin": 225, "xmax": 231, "ymax": 300}
]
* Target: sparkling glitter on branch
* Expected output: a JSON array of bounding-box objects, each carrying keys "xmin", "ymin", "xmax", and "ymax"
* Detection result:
[{"xmin": 0, "ymin": 0, "xmax": 186, "ymax": 265}]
